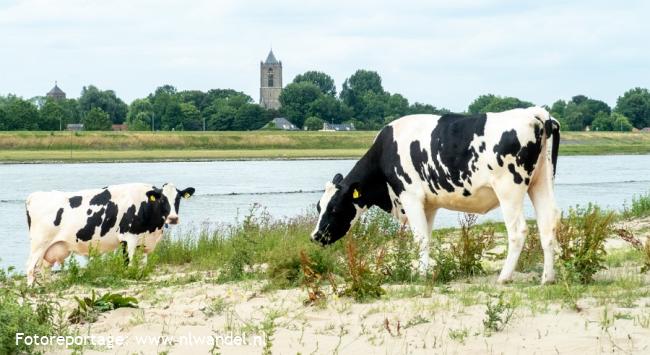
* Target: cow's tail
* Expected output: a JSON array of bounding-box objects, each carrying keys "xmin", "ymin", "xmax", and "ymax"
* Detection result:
[
  {"xmin": 532, "ymin": 107, "xmax": 560, "ymax": 179},
  {"xmin": 544, "ymin": 116, "xmax": 561, "ymax": 177}
]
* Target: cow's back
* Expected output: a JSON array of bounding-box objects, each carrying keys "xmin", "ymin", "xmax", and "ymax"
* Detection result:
[
  {"xmin": 26, "ymin": 183, "xmax": 154, "ymax": 249},
  {"xmin": 380, "ymin": 108, "xmax": 549, "ymax": 212}
]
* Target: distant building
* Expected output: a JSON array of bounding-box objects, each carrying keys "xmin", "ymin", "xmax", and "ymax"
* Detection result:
[
  {"xmin": 66, "ymin": 123, "xmax": 83, "ymax": 131},
  {"xmin": 259, "ymin": 50, "xmax": 282, "ymax": 110},
  {"xmin": 46, "ymin": 82, "xmax": 66, "ymax": 101},
  {"xmin": 112, "ymin": 124, "xmax": 128, "ymax": 131},
  {"xmin": 322, "ymin": 122, "xmax": 356, "ymax": 131},
  {"xmin": 267, "ymin": 117, "xmax": 298, "ymax": 130}
]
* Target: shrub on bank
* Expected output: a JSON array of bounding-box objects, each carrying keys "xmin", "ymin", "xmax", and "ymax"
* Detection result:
[{"xmin": 557, "ymin": 204, "xmax": 615, "ymax": 284}]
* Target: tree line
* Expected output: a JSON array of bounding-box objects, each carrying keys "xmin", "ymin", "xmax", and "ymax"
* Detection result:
[{"xmin": 1, "ymin": 70, "xmax": 649, "ymax": 131}]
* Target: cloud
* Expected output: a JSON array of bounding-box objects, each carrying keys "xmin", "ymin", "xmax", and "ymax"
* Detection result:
[{"xmin": 0, "ymin": 0, "xmax": 648, "ymax": 111}]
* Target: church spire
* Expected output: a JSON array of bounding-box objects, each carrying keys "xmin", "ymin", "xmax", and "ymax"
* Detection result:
[{"xmin": 265, "ymin": 49, "xmax": 279, "ymax": 64}]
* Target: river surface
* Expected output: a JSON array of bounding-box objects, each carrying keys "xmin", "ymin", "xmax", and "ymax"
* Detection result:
[{"xmin": 1, "ymin": 155, "xmax": 649, "ymax": 271}]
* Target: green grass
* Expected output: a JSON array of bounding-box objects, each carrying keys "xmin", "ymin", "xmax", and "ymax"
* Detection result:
[
  {"xmin": 622, "ymin": 192, "xmax": 650, "ymax": 219},
  {"xmin": 0, "ymin": 130, "xmax": 649, "ymax": 162},
  {"xmin": 0, "ymin": 148, "xmax": 367, "ymax": 162},
  {"xmin": 2, "ymin": 199, "xmax": 650, "ymax": 353}
]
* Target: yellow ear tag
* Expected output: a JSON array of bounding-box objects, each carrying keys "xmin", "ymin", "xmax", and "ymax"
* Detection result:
[
  {"xmin": 149, "ymin": 195, "xmax": 156, "ymax": 202},
  {"xmin": 183, "ymin": 192, "xmax": 191, "ymax": 199},
  {"xmin": 353, "ymin": 189, "xmax": 361, "ymax": 199}
]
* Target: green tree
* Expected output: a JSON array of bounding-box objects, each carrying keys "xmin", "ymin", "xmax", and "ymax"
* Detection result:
[
  {"xmin": 308, "ymin": 94, "xmax": 344, "ymax": 124},
  {"xmin": 200, "ymin": 90, "xmax": 254, "ymax": 131},
  {"xmin": 178, "ymin": 102, "xmax": 202, "ymax": 130},
  {"xmin": 550, "ymin": 100, "xmax": 567, "ymax": 118},
  {"xmin": 468, "ymin": 94, "xmax": 533, "ymax": 114},
  {"xmin": 340, "ymin": 69, "xmax": 384, "ymax": 117},
  {"xmin": 408, "ymin": 102, "xmax": 448, "ymax": 115},
  {"xmin": 611, "ymin": 112, "xmax": 633, "ymax": 131},
  {"xmin": 79, "ymin": 85, "xmax": 128, "ymax": 124},
  {"xmin": 359, "ymin": 91, "xmax": 388, "ymax": 124},
  {"xmin": 207, "ymin": 103, "xmax": 236, "ymax": 130},
  {"xmin": 304, "ymin": 116, "xmax": 324, "ymax": 131},
  {"xmin": 386, "ymin": 93, "xmax": 409, "ymax": 117},
  {"xmin": 570, "ymin": 95, "xmax": 610, "ymax": 127},
  {"xmin": 591, "ymin": 111, "xmax": 613, "ymax": 131},
  {"xmin": 563, "ymin": 102, "xmax": 586, "ymax": 131},
  {"xmin": 468, "ymin": 94, "xmax": 497, "ymax": 114},
  {"xmin": 293, "ymin": 71, "xmax": 337, "ymax": 96},
  {"xmin": 126, "ymin": 98, "xmax": 154, "ymax": 131},
  {"xmin": 233, "ymin": 104, "xmax": 269, "ymax": 130},
  {"xmin": 279, "ymin": 82, "xmax": 322, "ymax": 128},
  {"xmin": 615, "ymin": 87, "xmax": 650, "ymax": 129},
  {"xmin": 82, "ymin": 107, "xmax": 112, "ymax": 130},
  {"xmin": 3, "ymin": 96, "xmax": 40, "ymax": 130},
  {"xmin": 148, "ymin": 85, "xmax": 182, "ymax": 130},
  {"xmin": 39, "ymin": 100, "xmax": 66, "ymax": 131},
  {"xmin": 0, "ymin": 106, "xmax": 6, "ymax": 130}
]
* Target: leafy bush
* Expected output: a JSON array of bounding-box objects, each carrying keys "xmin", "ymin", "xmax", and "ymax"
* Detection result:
[
  {"xmin": 432, "ymin": 214, "xmax": 496, "ymax": 283},
  {"xmin": 0, "ymin": 277, "xmax": 64, "ymax": 354},
  {"xmin": 516, "ymin": 225, "xmax": 543, "ymax": 273},
  {"xmin": 622, "ymin": 191, "xmax": 650, "ymax": 219},
  {"xmin": 340, "ymin": 240, "xmax": 386, "ymax": 302},
  {"xmin": 69, "ymin": 290, "xmax": 138, "ymax": 324},
  {"xmin": 557, "ymin": 204, "xmax": 615, "ymax": 284},
  {"xmin": 299, "ymin": 250, "xmax": 331, "ymax": 306},
  {"xmin": 617, "ymin": 228, "xmax": 650, "ymax": 272},
  {"xmin": 384, "ymin": 227, "xmax": 419, "ymax": 283},
  {"xmin": 483, "ymin": 293, "xmax": 515, "ymax": 333},
  {"xmin": 58, "ymin": 245, "xmax": 155, "ymax": 288}
]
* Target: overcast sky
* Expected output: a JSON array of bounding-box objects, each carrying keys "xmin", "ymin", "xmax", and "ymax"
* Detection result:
[{"xmin": 1, "ymin": 0, "xmax": 648, "ymax": 111}]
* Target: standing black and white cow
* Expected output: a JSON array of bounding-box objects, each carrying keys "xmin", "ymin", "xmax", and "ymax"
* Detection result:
[
  {"xmin": 312, "ymin": 107, "xmax": 560, "ymax": 284},
  {"xmin": 25, "ymin": 183, "xmax": 195, "ymax": 285}
]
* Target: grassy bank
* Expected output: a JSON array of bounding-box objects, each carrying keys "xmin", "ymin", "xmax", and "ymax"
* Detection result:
[
  {"xmin": 1, "ymin": 130, "xmax": 649, "ymax": 162},
  {"xmin": 2, "ymin": 194, "xmax": 650, "ymax": 353}
]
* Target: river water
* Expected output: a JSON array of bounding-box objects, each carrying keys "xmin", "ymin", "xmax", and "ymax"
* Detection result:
[{"xmin": 1, "ymin": 155, "xmax": 649, "ymax": 271}]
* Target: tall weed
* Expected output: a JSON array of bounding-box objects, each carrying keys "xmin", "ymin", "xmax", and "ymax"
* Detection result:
[{"xmin": 557, "ymin": 204, "xmax": 614, "ymax": 284}]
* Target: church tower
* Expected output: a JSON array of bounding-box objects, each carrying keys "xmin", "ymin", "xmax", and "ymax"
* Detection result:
[{"xmin": 260, "ymin": 50, "xmax": 282, "ymax": 110}]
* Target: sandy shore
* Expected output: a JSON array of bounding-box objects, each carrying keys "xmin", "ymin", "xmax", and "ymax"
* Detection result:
[{"xmin": 34, "ymin": 217, "xmax": 650, "ymax": 354}]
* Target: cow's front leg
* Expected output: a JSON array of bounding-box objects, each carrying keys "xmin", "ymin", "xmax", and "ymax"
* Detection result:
[
  {"xmin": 121, "ymin": 234, "xmax": 139, "ymax": 266},
  {"xmin": 400, "ymin": 193, "xmax": 432, "ymax": 274}
]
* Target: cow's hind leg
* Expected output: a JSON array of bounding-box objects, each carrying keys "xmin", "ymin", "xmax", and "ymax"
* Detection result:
[
  {"xmin": 26, "ymin": 252, "xmax": 43, "ymax": 286},
  {"xmin": 528, "ymin": 164, "xmax": 560, "ymax": 284},
  {"xmin": 493, "ymin": 183, "xmax": 528, "ymax": 284}
]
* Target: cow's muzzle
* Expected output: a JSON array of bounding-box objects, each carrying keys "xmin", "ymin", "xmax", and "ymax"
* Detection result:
[
  {"xmin": 167, "ymin": 216, "xmax": 179, "ymax": 225},
  {"xmin": 310, "ymin": 231, "xmax": 330, "ymax": 246}
]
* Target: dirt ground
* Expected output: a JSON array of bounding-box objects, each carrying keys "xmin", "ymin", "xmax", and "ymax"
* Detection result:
[{"xmin": 43, "ymin": 217, "xmax": 650, "ymax": 355}]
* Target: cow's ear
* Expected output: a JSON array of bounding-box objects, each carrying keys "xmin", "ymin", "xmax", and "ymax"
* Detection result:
[
  {"xmin": 179, "ymin": 187, "xmax": 196, "ymax": 199},
  {"xmin": 146, "ymin": 189, "xmax": 162, "ymax": 202},
  {"xmin": 332, "ymin": 173, "xmax": 344, "ymax": 185}
]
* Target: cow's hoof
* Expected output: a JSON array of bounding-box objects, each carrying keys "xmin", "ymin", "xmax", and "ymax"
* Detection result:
[
  {"xmin": 541, "ymin": 273, "xmax": 556, "ymax": 285},
  {"xmin": 496, "ymin": 277, "xmax": 512, "ymax": 285}
]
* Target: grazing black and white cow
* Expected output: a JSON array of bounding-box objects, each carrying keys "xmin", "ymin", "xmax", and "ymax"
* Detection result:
[
  {"xmin": 25, "ymin": 183, "xmax": 195, "ymax": 285},
  {"xmin": 312, "ymin": 107, "xmax": 560, "ymax": 284}
]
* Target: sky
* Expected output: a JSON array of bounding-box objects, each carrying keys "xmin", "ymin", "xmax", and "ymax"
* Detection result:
[{"xmin": 0, "ymin": 0, "xmax": 648, "ymax": 112}]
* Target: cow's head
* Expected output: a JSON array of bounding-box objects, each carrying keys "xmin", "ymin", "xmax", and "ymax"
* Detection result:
[
  {"xmin": 311, "ymin": 173, "xmax": 364, "ymax": 245},
  {"xmin": 145, "ymin": 183, "xmax": 195, "ymax": 225}
]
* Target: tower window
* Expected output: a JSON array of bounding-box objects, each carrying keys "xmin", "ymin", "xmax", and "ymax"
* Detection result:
[{"xmin": 267, "ymin": 68, "xmax": 274, "ymax": 87}]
